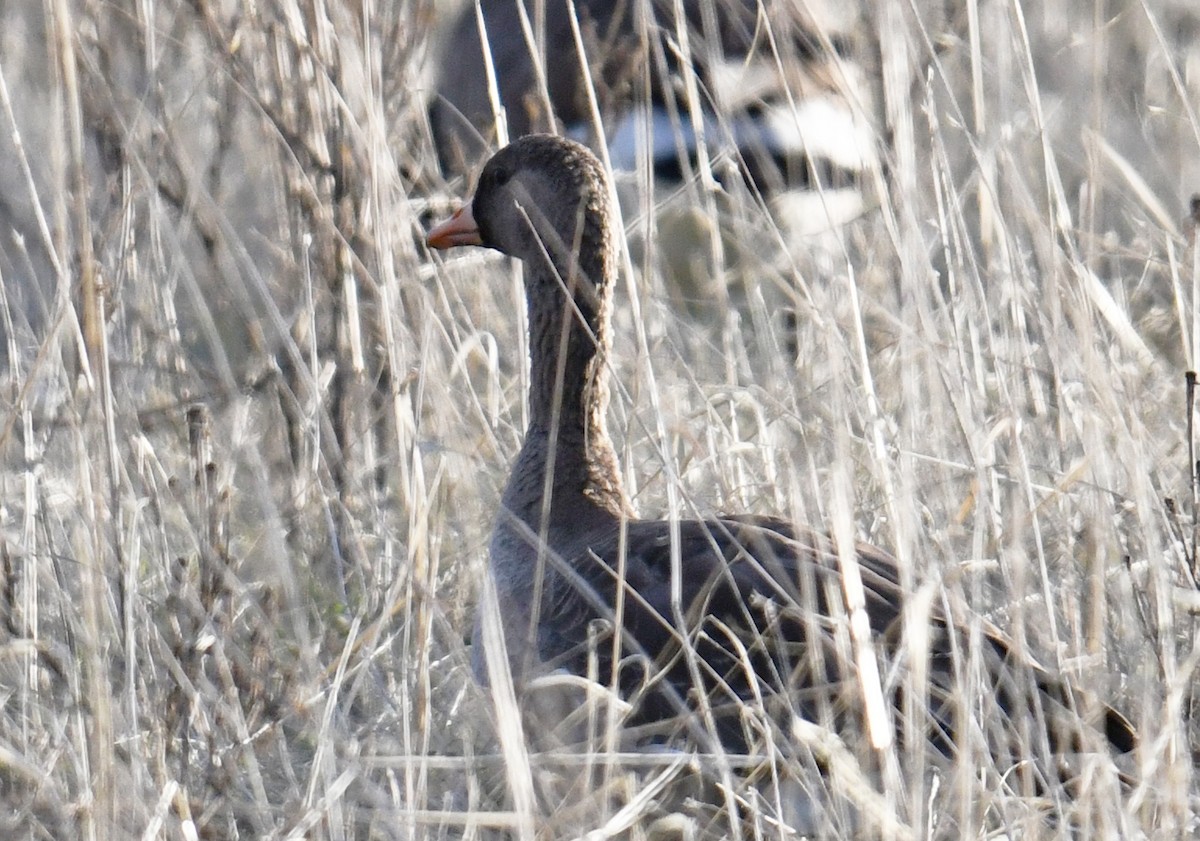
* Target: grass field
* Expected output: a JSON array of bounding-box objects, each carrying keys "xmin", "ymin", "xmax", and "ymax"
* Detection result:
[{"xmin": 1, "ymin": 0, "xmax": 1198, "ymax": 837}]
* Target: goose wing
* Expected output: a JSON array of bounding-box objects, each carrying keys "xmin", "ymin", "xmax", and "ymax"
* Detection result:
[{"xmin": 533, "ymin": 515, "xmax": 1134, "ymax": 757}]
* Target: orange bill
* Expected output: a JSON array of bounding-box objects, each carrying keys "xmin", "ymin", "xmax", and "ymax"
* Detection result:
[{"xmin": 427, "ymin": 205, "xmax": 482, "ymax": 249}]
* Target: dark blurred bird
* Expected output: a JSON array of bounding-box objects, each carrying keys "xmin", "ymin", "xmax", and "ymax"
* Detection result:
[{"xmin": 428, "ymin": 0, "xmax": 877, "ymax": 234}]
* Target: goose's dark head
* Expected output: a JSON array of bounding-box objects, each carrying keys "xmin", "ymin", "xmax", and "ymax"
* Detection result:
[{"xmin": 427, "ymin": 135, "xmax": 616, "ymax": 288}]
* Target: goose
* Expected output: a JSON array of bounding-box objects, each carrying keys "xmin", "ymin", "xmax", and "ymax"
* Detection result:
[
  {"xmin": 426, "ymin": 134, "xmax": 1134, "ymax": 828},
  {"xmin": 428, "ymin": 0, "xmax": 876, "ymax": 236}
]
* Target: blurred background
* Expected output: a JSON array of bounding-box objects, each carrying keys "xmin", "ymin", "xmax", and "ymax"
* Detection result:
[{"xmin": 1, "ymin": 0, "xmax": 1198, "ymax": 837}]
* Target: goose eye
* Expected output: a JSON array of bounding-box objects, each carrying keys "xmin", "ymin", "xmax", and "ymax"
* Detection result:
[{"xmin": 488, "ymin": 165, "xmax": 512, "ymax": 188}]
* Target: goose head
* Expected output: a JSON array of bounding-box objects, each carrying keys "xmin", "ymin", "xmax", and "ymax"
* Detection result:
[{"xmin": 427, "ymin": 135, "xmax": 618, "ymax": 321}]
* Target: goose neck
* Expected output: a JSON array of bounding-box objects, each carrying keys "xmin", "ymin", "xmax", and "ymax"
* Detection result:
[
  {"xmin": 513, "ymin": 256, "xmax": 628, "ymax": 522},
  {"xmin": 522, "ymin": 258, "xmax": 609, "ymax": 434}
]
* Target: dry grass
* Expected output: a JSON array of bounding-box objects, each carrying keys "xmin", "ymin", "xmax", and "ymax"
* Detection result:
[{"xmin": 0, "ymin": 0, "xmax": 1197, "ymax": 837}]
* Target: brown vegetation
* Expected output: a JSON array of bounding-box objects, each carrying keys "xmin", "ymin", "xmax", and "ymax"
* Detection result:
[{"xmin": 0, "ymin": 0, "xmax": 1197, "ymax": 837}]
